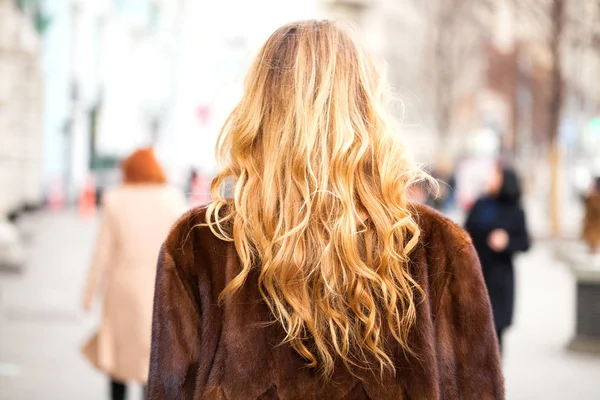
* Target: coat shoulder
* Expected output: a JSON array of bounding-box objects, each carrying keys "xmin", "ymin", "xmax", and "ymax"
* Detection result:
[
  {"xmin": 163, "ymin": 205, "xmax": 216, "ymax": 250},
  {"xmin": 161, "ymin": 204, "xmax": 232, "ymax": 277},
  {"xmin": 411, "ymin": 203, "xmax": 472, "ymax": 249}
]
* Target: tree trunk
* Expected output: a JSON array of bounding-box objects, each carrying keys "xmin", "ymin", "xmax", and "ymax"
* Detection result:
[
  {"xmin": 548, "ymin": 0, "xmax": 565, "ymax": 237},
  {"xmin": 433, "ymin": 4, "xmax": 452, "ymax": 141}
]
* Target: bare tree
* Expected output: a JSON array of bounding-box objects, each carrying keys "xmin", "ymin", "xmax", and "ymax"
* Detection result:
[
  {"xmin": 424, "ymin": 0, "xmax": 495, "ymax": 144},
  {"xmin": 547, "ymin": 0, "xmax": 565, "ymax": 237},
  {"xmin": 512, "ymin": 0, "xmax": 600, "ymax": 236}
]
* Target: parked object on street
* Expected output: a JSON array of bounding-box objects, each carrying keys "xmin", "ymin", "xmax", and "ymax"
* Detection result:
[
  {"xmin": 570, "ymin": 265, "xmax": 600, "ymax": 353},
  {"xmin": 78, "ymin": 175, "xmax": 97, "ymax": 220},
  {"xmin": 556, "ymin": 240, "xmax": 600, "ymax": 354},
  {"xmin": 465, "ymin": 165, "xmax": 531, "ymax": 353},
  {"xmin": 81, "ymin": 148, "xmax": 187, "ymax": 400},
  {"xmin": 0, "ymin": 219, "xmax": 25, "ymax": 270},
  {"xmin": 1, "ymin": 201, "xmax": 43, "ymax": 270},
  {"xmin": 554, "ymin": 177, "xmax": 600, "ymax": 354}
]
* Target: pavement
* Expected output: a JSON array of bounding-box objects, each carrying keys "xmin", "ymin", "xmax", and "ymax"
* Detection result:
[
  {"xmin": 0, "ymin": 210, "xmax": 599, "ymax": 400},
  {"xmin": 0, "ymin": 211, "xmax": 143, "ymax": 400}
]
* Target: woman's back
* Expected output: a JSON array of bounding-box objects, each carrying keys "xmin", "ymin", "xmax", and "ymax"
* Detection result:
[
  {"xmin": 147, "ymin": 20, "xmax": 502, "ymax": 399},
  {"xmin": 149, "ymin": 204, "xmax": 502, "ymax": 399},
  {"xmin": 104, "ymin": 185, "xmax": 186, "ymax": 268}
]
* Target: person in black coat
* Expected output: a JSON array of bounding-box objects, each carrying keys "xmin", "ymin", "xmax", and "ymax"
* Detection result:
[{"xmin": 465, "ymin": 166, "xmax": 530, "ymax": 352}]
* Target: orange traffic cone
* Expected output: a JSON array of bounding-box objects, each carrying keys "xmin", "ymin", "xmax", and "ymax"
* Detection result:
[
  {"xmin": 189, "ymin": 173, "xmax": 210, "ymax": 208},
  {"xmin": 78, "ymin": 175, "xmax": 97, "ymax": 219},
  {"xmin": 48, "ymin": 178, "xmax": 65, "ymax": 211}
]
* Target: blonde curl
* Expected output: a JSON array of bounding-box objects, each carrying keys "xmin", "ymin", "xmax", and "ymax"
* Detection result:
[{"xmin": 205, "ymin": 20, "xmax": 432, "ymax": 378}]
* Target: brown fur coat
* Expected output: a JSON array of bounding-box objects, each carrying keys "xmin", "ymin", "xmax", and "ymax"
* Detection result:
[{"xmin": 147, "ymin": 204, "xmax": 503, "ymax": 399}]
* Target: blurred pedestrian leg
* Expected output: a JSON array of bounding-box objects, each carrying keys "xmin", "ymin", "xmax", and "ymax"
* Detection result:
[
  {"xmin": 110, "ymin": 379, "xmax": 126, "ymax": 400},
  {"xmin": 109, "ymin": 379, "xmax": 146, "ymax": 400}
]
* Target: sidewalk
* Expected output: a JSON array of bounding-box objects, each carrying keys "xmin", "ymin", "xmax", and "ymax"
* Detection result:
[
  {"xmin": 0, "ymin": 211, "xmax": 143, "ymax": 399},
  {"xmin": 0, "ymin": 210, "xmax": 599, "ymax": 399},
  {"xmin": 503, "ymin": 242, "xmax": 600, "ymax": 399}
]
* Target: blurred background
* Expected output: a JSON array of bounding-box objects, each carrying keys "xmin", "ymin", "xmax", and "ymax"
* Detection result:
[{"xmin": 1, "ymin": 0, "xmax": 599, "ymax": 399}]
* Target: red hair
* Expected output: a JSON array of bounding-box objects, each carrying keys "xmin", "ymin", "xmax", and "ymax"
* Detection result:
[{"xmin": 122, "ymin": 148, "xmax": 166, "ymax": 184}]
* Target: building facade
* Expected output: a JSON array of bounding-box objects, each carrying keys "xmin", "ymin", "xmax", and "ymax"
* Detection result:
[{"xmin": 0, "ymin": 0, "xmax": 43, "ymax": 216}]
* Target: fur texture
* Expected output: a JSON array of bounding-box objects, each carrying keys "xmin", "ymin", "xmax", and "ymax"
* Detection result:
[{"xmin": 147, "ymin": 204, "xmax": 504, "ymax": 399}]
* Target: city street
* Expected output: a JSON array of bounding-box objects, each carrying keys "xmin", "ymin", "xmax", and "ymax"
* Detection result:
[
  {"xmin": 1, "ymin": 210, "xmax": 599, "ymax": 400},
  {"xmin": 2, "ymin": 0, "xmax": 599, "ymax": 398}
]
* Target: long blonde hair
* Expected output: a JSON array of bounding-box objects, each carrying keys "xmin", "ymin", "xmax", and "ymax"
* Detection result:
[{"xmin": 206, "ymin": 20, "xmax": 429, "ymax": 377}]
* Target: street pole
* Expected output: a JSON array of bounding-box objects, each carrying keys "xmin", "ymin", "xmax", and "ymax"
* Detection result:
[{"xmin": 548, "ymin": 0, "xmax": 565, "ymax": 237}]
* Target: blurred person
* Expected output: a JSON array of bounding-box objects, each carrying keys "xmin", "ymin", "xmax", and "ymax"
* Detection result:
[
  {"xmin": 465, "ymin": 165, "xmax": 530, "ymax": 353},
  {"xmin": 147, "ymin": 21, "xmax": 503, "ymax": 399},
  {"xmin": 430, "ymin": 157, "xmax": 456, "ymax": 211},
  {"xmin": 582, "ymin": 177, "xmax": 600, "ymax": 254},
  {"xmin": 406, "ymin": 179, "xmax": 431, "ymax": 205},
  {"xmin": 185, "ymin": 168, "xmax": 198, "ymax": 199},
  {"xmin": 82, "ymin": 148, "xmax": 188, "ymax": 400}
]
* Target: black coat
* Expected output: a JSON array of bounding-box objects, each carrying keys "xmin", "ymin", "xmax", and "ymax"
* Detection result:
[{"xmin": 465, "ymin": 197, "xmax": 530, "ymax": 330}]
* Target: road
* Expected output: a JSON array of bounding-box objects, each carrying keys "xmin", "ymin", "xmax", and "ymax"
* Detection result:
[{"xmin": 0, "ymin": 210, "xmax": 599, "ymax": 399}]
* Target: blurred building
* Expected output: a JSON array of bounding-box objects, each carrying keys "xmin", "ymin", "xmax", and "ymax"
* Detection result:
[
  {"xmin": 37, "ymin": 0, "xmax": 320, "ymax": 199},
  {"xmin": 319, "ymin": 0, "xmax": 598, "ymax": 204},
  {"xmin": 6, "ymin": 0, "xmax": 598, "ymax": 205},
  {"xmin": 319, "ymin": 0, "xmax": 497, "ymax": 163},
  {"xmin": 41, "ymin": 0, "xmax": 177, "ymax": 199},
  {"xmin": 485, "ymin": 0, "xmax": 600, "ymax": 157},
  {"xmin": 482, "ymin": 0, "xmax": 600, "ymax": 196},
  {"xmin": 0, "ymin": 0, "xmax": 43, "ymax": 217}
]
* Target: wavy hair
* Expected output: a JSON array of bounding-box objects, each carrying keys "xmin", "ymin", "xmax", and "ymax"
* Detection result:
[{"xmin": 206, "ymin": 20, "xmax": 431, "ymax": 378}]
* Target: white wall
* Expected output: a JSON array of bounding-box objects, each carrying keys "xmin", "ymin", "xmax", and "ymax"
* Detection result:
[
  {"xmin": 156, "ymin": 0, "xmax": 319, "ymax": 176},
  {"xmin": 0, "ymin": 0, "xmax": 43, "ymax": 214}
]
